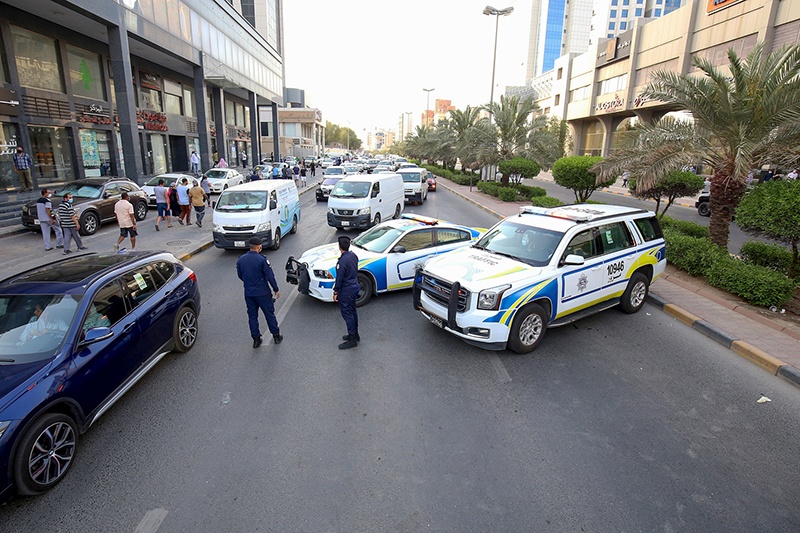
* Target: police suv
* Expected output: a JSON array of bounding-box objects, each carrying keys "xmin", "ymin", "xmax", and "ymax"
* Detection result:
[{"xmin": 412, "ymin": 204, "xmax": 666, "ymax": 353}]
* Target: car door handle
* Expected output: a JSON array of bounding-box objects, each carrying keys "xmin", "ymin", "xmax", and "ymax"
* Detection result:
[
  {"xmin": 163, "ymin": 289, "xmax": 173, "ymax": 298},
  {"xmin": 122, "ymin": 322, "xmax": 135, "ymax": 333}
]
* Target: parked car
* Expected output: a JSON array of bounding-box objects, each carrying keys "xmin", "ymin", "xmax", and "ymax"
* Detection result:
[
  {"xmin": 0, "ymin": 251, "xmax": 200, "ymax": 502},
  {"xmin": 204, "ymin": 168, "xmax": 246, "ymax": 193},
  {"xmin": 287, "ymin": 214, "xmax": 484, "ymax": 306},
  {"xmin": 141, "ymin": 173, "xmax": 194, "ymax": 206},
  {"xmin": 22, "ymin": 177, "xmax": 148, "ymax": 236}
]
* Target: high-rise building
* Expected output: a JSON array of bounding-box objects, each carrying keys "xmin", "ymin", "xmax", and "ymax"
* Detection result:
[
  {"xmin": 526, "ymin": 0, "xmax": 594, "ymax": 81},
  {"xmin": 590, "ymin": 0, "xmax": 685, "ymax": 44}
]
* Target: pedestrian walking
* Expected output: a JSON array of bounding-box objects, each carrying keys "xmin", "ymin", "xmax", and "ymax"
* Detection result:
[
  {"xmin": 621, "ymin": 171, "xmax": 631, "ymax": 187},
  {"xmin": 272, "ymin": 165, "xmax": 281, "ymax": 179},
  {"xmin": 12, "ymin": 145, "xmax": 34, "ymax": 192},
  {"xmin": 217, "ymin": 157, "xmax": 228, "ymax": 168},
  {"xmin": 57, "ymin": 193, "xmax": 86, "ymax": 254},
  {"xmin": 168, "ymin": 183, "xmax": 182, "ymax": 218},
  {"xmin": 300, "ymin": 166, "xmax": 307, "ymax": 187},
  {"xmin": 333, "ymin": 235, "xmax": 359, "ymax": 349},
  {"xmin": 282, "ymin": 165, "xmax": 292, "ymax": 179},
  {"xmin": 310, "ymin": 161, "xmax": 316, "ymax": 177},
  {"xmin": 189, "ymin": 179, "xmax": 208, "ymax": 227},
  {"xmin": 241, "ymin": 151, "xmax": 247, "ymax": 168},
  {"xmin": 190, "ymin": 150, "xmax": 201, "ymax": 174},
  {"xmin": 36, "ymin": 188, "xmax": 63, "ymax": 251},
  {"xmin": 292, "ymin": 163, "xmax": 300, "ymax": 185},
  {"xmin": 213, "ymin": 151, "xmax": 219, "ymax": 166},
  {"xmin": 153, "ymin": 178, "xmax": 173, "ymax": 231},
  {"xmin": 200, "ymin": 174, "xmax": 212, "ymax": 206},
  {"xmin": 114, "ymin": 192, "xmax": 138, "ymax": 250},
  {"xmin": 236, "ymin": 237, "xmax": 283, "ymax": 347},
  {"xmin": 176, "ymin": 178, "xmax": 192, "ymax": 225}
]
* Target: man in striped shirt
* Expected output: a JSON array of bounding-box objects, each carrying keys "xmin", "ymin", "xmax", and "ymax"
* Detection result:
[
  {"xmin": 12, "ymin": 146, "xmax": 34, "ymax": 192},
  {"xmin": 57, "ymin": 193, "xmax": 87, "ymax": 254}
]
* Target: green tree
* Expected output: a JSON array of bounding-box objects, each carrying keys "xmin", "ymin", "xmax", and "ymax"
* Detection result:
[
  {"xmin": 593, "ymin": 43, "xmax": 800, "ymax": 248},
  {"xmin": 735, "ymin": 180, "xmax": 800, "ymax": 279},
  {"xmin": 499, "ymin": 157, "xmax": 541, "ymax": 184},
  {"xmin": 628, "ymin": 170, "xmax": 705, "ymax": 219},
  {"xmin": 552, "ymin": 155, "xmax": 612, "ymax": 203}
]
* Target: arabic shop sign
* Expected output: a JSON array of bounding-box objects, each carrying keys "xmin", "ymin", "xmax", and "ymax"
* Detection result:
[
  {"xmin": 77, "ymin": 104, "xmax": 113, "ymax": 125},
  {"xmin": 137, "ymin": 109, "xmax": 168, "ymax": 131},
  {"xmin": 594, "ymin": 94, "xmax": 624, "ymax": 112}
]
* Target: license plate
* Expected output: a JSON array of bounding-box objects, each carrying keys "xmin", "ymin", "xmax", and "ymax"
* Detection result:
[
  {"xmin": 341, "ymin": 221, "xmax": 349, "ymax": 227},
  {"xmin": 428, "ymin": 314, "xmax": 444, "ymax": 329},
  {"xmin": 235, "ymin": 240, "xmax": 245, "ymax": 247},
  {"xmin": 33, "ymin": 218, "xmax": 40, "ymax": 224}
]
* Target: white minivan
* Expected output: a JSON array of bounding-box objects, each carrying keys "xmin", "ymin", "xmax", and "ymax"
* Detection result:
[
  {"xmin": 327, "ymin": 173, "xmax": 404, "ymax": 229},
  {"xmin": 212, "ymin": 179, "xmax": 300, "ymax": 250},
  {"xmin": 397, "ymin": 167, "xmax": 429, "ymax": 205}
]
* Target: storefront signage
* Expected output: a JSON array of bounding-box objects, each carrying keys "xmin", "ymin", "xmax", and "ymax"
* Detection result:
[
  {"xmin": 633, "ymin": 93, "xmax": 652, "ymax": 107},
  {"xmin": 137, "ymin": 109, "xmax": 168, "ymax": 131},
  {"xmin": 236, "ymin": 129, "xmax": 249, "ymax": 140},
  {"xmin": 140, "ymin": 72, "xmax": 161, "ymax": 90},
  {"xmin": 0, "ymin": 87, "xmax": 21, "ymax": 116},
  {"xmin": 707, "ymin": 0, "xmax": 745, "ymax": 15},
  {"xmin": 596, "ymin": 30, "xmax": 633, "ymax": 67},
  {"xmin": 77, "ymin": 104, "xmax": 113, "ymax": 125},
  {"xmin": 0, "ymin": 137, "xmax": 18, "ymax": 156},
  {"xmin": 595, "ymin": 94, "xmax": 624, "ymax": 112}
]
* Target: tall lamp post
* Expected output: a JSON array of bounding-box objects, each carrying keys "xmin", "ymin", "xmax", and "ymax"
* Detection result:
[
  {"xmin": 423, "ymin": 88, "xmax": 435, "ymax": 129},
  {"xmin": 483, "ymin": 5, "xmax": 514, "ymax": 119},
  {"xmin": 404, "ymin": 111, "xmax": 413, "ymax": 140}
]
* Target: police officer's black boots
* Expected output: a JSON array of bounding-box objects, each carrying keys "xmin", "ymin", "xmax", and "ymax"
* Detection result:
[
  {"xmin": 338, "ymin": 334, "xmax": 358, "ymax": 349},
  {"xmin": 341, "ymin": 333, "xmax": 361, "ymax": 342},
  {"xmin": 273, "ymin": 333, "xmax": 283, "ymax": 344},
  {"xmin": 253, "ymin": 336, "xmax": 263, "ymax": 348}
]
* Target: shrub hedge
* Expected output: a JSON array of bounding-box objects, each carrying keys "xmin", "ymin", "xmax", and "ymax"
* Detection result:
[
  {"xmin": 662, "ymin": 227, "xmax": 726, "ymax": 276},
  {"xmin": 660, "ymin": 216, "xmax": 709, "ymax": 239},
  {"xmin": 517, "ymin": 184, "xmax": 546, "ymax": 198},
  {"xmin": 530, "ymin": 196, "xmax": 564, "ymax": 207},
  {"xmin": 498, "ymin": 187, "xmax": 517, "ymax": 202},
  {"xmin": 740, "ymin": 240, "xmax": 794, "ymax": 278},
  {"xmin": 705, "ymin": 255, "xmax": 797, "ymax": 307}
]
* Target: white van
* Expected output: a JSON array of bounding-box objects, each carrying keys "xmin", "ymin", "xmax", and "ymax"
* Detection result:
[
  {"xmin": 327, "ymin": 173, "xmax": 404, "ymax": 229},
  {"xmin": 212, "ymin": 179, "xmax": 300, "ymax": 250},
  {"xmin": 397, "ymin": 167, "xmax": 429, "ymax": 204}
]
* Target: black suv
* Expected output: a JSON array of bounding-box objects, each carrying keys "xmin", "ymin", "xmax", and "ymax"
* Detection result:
[{"xmin": 22, "ymin": 177, "xmax": 148, "ymax": 235}]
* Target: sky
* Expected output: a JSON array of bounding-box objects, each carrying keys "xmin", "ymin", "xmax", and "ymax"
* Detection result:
[{"xmin": 282, "ymin": 0, "xmax": 533, "ymax": 143}]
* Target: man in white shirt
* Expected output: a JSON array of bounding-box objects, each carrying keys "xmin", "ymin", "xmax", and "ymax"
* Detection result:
[
  {"xmin": 788, "ymin": 169, "xmax": 798, "ymax": 181},
  {"xmin": 190, "ymin": 150, "xmax": 201, "ymax": 174},
  {"xmin": 114, "ymin": 192, "xmax": 138, "ymax": 250}
]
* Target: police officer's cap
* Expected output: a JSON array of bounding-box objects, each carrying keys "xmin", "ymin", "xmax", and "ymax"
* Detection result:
[{"xmin": 249, "ymin": 237, "xmax": 263, "ymax": 246}]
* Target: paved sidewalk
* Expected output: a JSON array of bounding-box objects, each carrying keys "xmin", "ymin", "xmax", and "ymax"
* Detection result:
[{"xmin": 435, "ymin": 176, "xmax": 800, "ymax": 389}]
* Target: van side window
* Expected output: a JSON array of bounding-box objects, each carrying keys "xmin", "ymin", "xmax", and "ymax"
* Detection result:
[
  {"xmin": 372, "ymin": 182, "xmax": 380, "ymax": 196},
  {"xmin": 596, "ymin": 222, "xmax": 634, "ymax": 254},
  {"xmin": 269, "ymin": 190, "xmax": 277, "ymax": 206},
  {"xmin": 633, "ymin": 216, "xmax": 663, "ymax": 242}
]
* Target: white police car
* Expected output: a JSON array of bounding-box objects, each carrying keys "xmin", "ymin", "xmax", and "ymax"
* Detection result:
[
  {"xmin": 286, "ymin": 214, "xmax": 483, "ymax": 306},
  {"xmin": 413, "ymin": 204, "xmax": 666, "ymax": 353}
]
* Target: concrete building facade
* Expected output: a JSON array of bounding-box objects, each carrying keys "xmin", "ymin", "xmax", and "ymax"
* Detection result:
[{"xmin": 525, "ymin": 0, "xmax": 594, "ymax": 81}]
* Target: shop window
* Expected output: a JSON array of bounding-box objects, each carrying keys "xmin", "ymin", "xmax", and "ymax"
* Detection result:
[
  {"xmin": 165, "ymin": 93, "xmax": 182, "ymax": 115},
  {"xmin": 0, "ymin": 124, "xmax": 21, "ymax": 190},
  {"xmin": 10, "ymin": 26, "xmax": 64, "ymax": 93},
  {"xmin": 140, "ymin": 87, "xmax": 162, "ymax": 112},
  {"xmin": 244, "ymin": 105, "xmax": 250, "ymax": 129},
  {"xmin": 79, "ymin": 129, "xmax": 112, "ymax": 177},
  {"xmin": 235, "ymin": 103, "xmax": 245, "ymax": 127},
  {"xmin": 67, "ymin": 45, "xmax": 105, "ymax": 101},
  {"xmin": 183, "ymin": 88, "xmax": 195, "ymax": 117},
  {"xmin": 225, "ymin": 100, "xmax": 235, "ymax": 125},
  {"xmin": 29, "ymin": 126, "xmax": 76, "ymax": 185}
]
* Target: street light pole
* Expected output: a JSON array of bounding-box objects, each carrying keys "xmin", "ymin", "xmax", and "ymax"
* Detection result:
[
  {"xmin": 423, "ymin": 88, "xmax": 435, "ymax": 129},
  {"xmin": 404, "ymin": 111, "xmax": 412, "ymax": 140},
  {"xmin": 483, "ymin": 5, "xmax": 514, "ymax": 120}
]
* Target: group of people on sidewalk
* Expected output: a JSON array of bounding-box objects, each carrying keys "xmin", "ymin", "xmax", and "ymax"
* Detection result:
[{"xmin": 35, "ymin": 189, "xmax": 87, "ymax": 254}]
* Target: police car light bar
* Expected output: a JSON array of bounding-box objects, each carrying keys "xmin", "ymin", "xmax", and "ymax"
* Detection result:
[
  {"xmin": 401, "ymin": 213, "xmax": 439, "ymax": 225},
  {"xmin": 519, "ymin": 205, "xmax": 591, "ymax": 222}
]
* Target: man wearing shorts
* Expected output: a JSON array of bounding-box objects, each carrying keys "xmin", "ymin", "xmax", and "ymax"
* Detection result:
[
  {"xmin": 154, "ymin": 178, "xmax": 173, "ymax": 231},
  {"xmin": 114, "ymin": 192, "xmax": 138, "ymax": 250}
]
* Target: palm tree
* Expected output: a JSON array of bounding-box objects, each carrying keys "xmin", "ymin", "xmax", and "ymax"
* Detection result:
[
  {"xmin": 483, "ymin": 95, "xmax": 536, "ymax": 161},
  {"xmin": 594, "ymin": 43, "xmax": 800, "ymax": 247}
]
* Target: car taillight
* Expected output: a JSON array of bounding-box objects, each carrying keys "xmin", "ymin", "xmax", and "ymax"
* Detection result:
[{"xmin": 186, "ymin": 268, "xmax": 197, "ymax": 283}]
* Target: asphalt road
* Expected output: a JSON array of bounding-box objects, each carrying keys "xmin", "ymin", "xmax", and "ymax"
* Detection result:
[{"xmin": 3, "ymin": 187, "xmax": 799, "ymax": 531}]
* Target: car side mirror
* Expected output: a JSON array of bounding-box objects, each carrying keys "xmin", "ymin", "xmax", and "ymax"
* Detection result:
[
  {"xmin": 269, "ymin": 199, "xmax": 277, "ymax": 210},
  {"xmin": 560, "ymin": 253, "xmax": 585, "ymax": 267},
  {"xmin": 392, "ymin": 245, "xmax": 406, "ymax": 253},
  {"xmin": 82, "ymin": 327, "xmax": 113, "ymax": 344},
  {"xmin": 103, "ymin": 192, "xmax": 110, "ymax": 199}
]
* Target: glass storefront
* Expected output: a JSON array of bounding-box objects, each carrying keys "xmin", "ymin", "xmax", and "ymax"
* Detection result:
[
  {"xmin": 582, "ymin": 122, "xmax": 604, "ymax": 157},
  {"xmin": 0, "ymin": 123, "xmax": 21, "ymax": 190},
  {"xmin": 29, "ymin": 126, "xmax": 76, "ymax": 185},
  {"xmin": 147, "ymin": 133, "xmax": 167, "ymax": 174},
  {"xmin": 67, "ymin": 45, "xmax": 106, "ymax": 100},
  {"xmin": 79, "ymin": 129, "xmax": 112, "ymax": 177},
  {"xmin": 10, "ymin": 26, "xmax": 64, "ymax": 93}
]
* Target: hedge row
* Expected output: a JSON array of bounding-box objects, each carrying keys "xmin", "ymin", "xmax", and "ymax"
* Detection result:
[
  {"xmin": 660, "ymin": 216, "xmax": 709, "ymax": 239},
  {"xmin": 662, "ymin": 227, "xmax": 797, "ymax": 306},
  {"xmin": 530, "ymin": 196, "xmax": 564, "ymax": 207},
  {"xmin": 740, "ymin": 240, "xmax": 795, "ymax": 278}
]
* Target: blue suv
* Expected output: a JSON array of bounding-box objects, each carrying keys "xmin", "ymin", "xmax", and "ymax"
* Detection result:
[{"xmin": 0, "ymin": 251, "xmax": 200, "ymax": 501}]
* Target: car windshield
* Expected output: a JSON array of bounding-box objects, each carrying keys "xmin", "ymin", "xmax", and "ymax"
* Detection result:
[
  {"xmin": 0, "ymin": 294, "xmax": 81, "ymax": 363},
  {"xmin": 146, "ymin": 176, "xmax": 178, "ymax": 186},
  {"xmin": 326, "ymin": 167, "xmax": 344, "ymax": 175},
  {"xmin": 322, "ymin": 178, "xmax": 342, "ymax": 186},
  {"xmin": 205, "ymin": 170, "xmax": 228, "ymax": 180},
  {"xmin": 352, "ymin": 225, "xmax": 404, "ymax": 253},
  {"xmin": 56, "ymin": 183, "xmax": 102, "ymax": 199},
  {"xmin": 473, "ymin": 220, "xmax": 564, "ymax": 266},
  {"xmin": 401, "ymin": 173, "xmax": 421, "ymax": 183},
  {"xmin": 330, "ymin": 181, "xmax": 370, "ymax": 198},
  {"xmin": 216, "ymin": 191, "xmax": 267, "ymax": 211}
]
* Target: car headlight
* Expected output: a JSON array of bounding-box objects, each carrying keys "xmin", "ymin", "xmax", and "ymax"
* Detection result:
[
  {"xmin": 213, "ymin": 224, "xmax": 223, "ymax": 232},
  {"xmin": 314, "ymin": 269, "xmax": 334, "ymax": 279},
  {"xmin": 357, "ymin": 207, "xmax": 371, "ymax": 215},
  {"xmin": 477, "ymin": 284, "xmax": 511, "ymax": 310},
  {"xmin": 328, "ymin": 207, "xmax": 334, "ymax": 213},
  {"xmin": 257, "ymin": 222, "xmax": 271, "ymax": 233}
]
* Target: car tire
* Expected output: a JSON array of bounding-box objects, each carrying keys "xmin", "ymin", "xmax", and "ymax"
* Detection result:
[
  {"xmin": 508, "ymin": 303, "xmax": 548, "ymax": 354},
  {"xmin": 173, "ymin": 305, "xmax": 198, "ymax": 352},
  {"xmin": 290, "ymin": 215, "xmax": 298, "ymax": 234},
  {"xmin": 13, "ymin": 413, "xmax": 78, "ymax": 496},
  {"xmin": 619, "ymin": 272, "xmax": 649, "ymax": 314},
  {"xmin": 134, "ymin": 201, "xmax": 148, "ymax": 221},
  {"xmin": 79, "ymin": 211, "xmax": 100, "ymax": 236},
  {"xmin": 393, "ymin": 204, "xmax": 401, "ymax": 219},
  {"xmin": 697, "ymin": 201, "xmax": 710, "ymax": 217},
  {"xmin": 355, "ymin": 272, "xmax": 373, "ymax": 307},
  {"xmin": 272, "ymin": 229, "xmax": 281, "ymax": 250},
  {"xmin": 372, "ymin": 213, "xmax": 381, "ymax": 227}
]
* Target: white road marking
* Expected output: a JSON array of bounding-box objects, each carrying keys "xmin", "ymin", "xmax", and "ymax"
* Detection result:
[
  {"xmin": 133, "ymin": 508, "xmax": 168, "ymax": 533},
  {"xmin": 488, "ymin": 353, "xmax": 512, "ymax": 383}
]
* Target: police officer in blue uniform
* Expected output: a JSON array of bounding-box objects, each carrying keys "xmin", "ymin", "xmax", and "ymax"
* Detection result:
[
  {"xmin": 236, "ymin": 237, "xmax": 283, "ymax": 347},
  {"xmin": 333, "ymin": 235, "xmax": 359, "ymax": 349}
]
